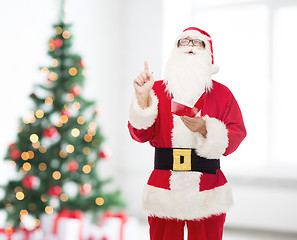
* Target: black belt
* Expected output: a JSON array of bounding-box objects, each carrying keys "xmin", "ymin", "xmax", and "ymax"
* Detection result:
[{"xmin": 154, "ymin": 148, "xmax": 220, "ymax": 174}]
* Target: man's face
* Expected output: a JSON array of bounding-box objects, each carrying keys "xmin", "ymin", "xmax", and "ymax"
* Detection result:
[{"xmin": 177, "ymin": 37, "xmax": 205, "ymax": 55}]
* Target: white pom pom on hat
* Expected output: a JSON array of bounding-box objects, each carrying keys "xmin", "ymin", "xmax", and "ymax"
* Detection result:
[{"xmin": 180, "ymin": 27, "xmax": 219, "ymax": 75}]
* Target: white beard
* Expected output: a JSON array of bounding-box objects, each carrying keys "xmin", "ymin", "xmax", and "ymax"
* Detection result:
[{"xmin": 164, "ymin": 47, "xmax": 213, "ymax": 106}]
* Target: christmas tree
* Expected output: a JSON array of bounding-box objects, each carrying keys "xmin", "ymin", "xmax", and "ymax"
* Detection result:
[{"xmin": 0, "ymin": 1, "xmax": 124, "ymax": 228}]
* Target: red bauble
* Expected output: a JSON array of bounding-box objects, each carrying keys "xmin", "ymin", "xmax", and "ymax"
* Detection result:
[
  {"xmin": 95, "ymin": 108, "xmax": 102, "ymax": 116},
  {"xmin": 78, "ymin": 60, "xmax": 85, "ymax": 68},
  {"xmin": 9, "ymin": 149, "xmax": 21, "ymax": 160},
  {"xmin": 22, "ymin": 175, "xmax": 38, "ymax": 189},
  {"xmin": 61, "ymin": 109, "xmax": 71, "ymax": 118},
  {"xmin": 54, "ymin": 38, "xmax": 63, "ymax": 48},
  {"xmin": 43, "ymin": 127, "xmax": 58, "ymax": 138},
  {"xmin": 9, "ymin": 143, "xmax": 16, "ymax": 150},
  {"xmin": 67, "ymin": 161, "xmax": 79, "ymax": 172},
  {"xmin": 98, "ymin": 149, "xmax": 111, "ymax": 159},
  {"xmin": 69, "ymin": 86, "xmax": 81, "ymax": 96},
  {"xmin": 79, "ymin": 184, "xmax": 92, "ymax": 196},
  {"xmin": 48, "ymin": 186, "xmax": 62, "ymax": 196}
]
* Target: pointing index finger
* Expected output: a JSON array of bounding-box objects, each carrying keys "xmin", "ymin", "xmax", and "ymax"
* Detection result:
[{"xmin": 144, "ymin": 61, "xmax": 149, "ymax": 73}]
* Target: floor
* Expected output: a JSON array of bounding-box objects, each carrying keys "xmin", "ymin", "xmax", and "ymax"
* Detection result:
[{"xmin": 138, "ymin": 223, "xmax": 297, "ymax": 240}]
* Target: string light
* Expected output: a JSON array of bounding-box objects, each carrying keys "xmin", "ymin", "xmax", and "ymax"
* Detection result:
[
  {"xmin": 61, "ymin": 115, "xmax": 68, "ymax": 124},
  {"xmin": 35, "ymin": 219, "xmax": 40, "ymax": 227},
  {"xmin": 49, "ymin": 39, "xmax": 55, "ymax": 51},
  {"xmin": 21, "ymin": 152, "xmax": 29, "ymax": 161},
  {"xmin": 9, "ymin": 161, "xmax": 16, "ymax": 168},
  {"xmin": 18, "ymin": 125, "xmax": 23, "ymax": 133},
  {"xmin": 41, "ymin": 67, "xmax": 49, "ymax": 74},
  {"xmin": 69, "ymin": 67, "xmax": 77, "ymax": 76},
  {"xmin": 39, "ymin": 146, "xmax": 47, "ymax": 153},
  {"xmin": 28, "ymin": 203, "xmax": 37, "ymax": 211},
  {"xmin": 32, "ymin": 141, "xmax": 41, "ymax": 149},
  {"xmin": 39, "ymin": 163, "xmax": 47, "ymax": 171},
  {"xmin": 66, "ymin": 144, "xmax": 74, "ymax": 153},
  {"xmin": 45, "ymin": 206, "xmax": 53, "ymax": 214},
  {"xmin": 52, "ymin": 171, "xmax": 61, "ymax": 180},
  {"xmin": 92, "ymin": 139, "xmax": 100, "ymax": 147},
  {"xmin": 83, "ymin": 147, "xmax": 91, "ymax": 155},
  {"xmin": 66, "ymin": 93, "xmax": 74, "ymax": 102},
  {"xmin": 88, "ymin": 129, "xmax": 96, "ymax": 136},
  {"xmin": 27, "ymin": 150, "xmax": 34, "ymax": 159},
  {"xmin": 56, "ymin": 121, "xmax": 63, "ymax": 128},
  {"xmin": 84, "ymin": 134, "xmax": 92, "ymax": 142},
  {"xmin": 59, "ymin": 150, "xmax": 68, "ymax": 158},
  {"xmin": 60, "ymin": 193, "xmax": 68, "ymax": 202},
  {"xmin": 89, "ymin": 122, "xmax": 97, "ymax": 129},
  {"xmin": 62, "ymin": 31, "xmax": 71, "ymax": 39},
  {"xmin": 48, "ymin": 72, "xmax": 58, "ymax": 81},
  {"xmin": 95, "ymin": 197, "xmax": 104, "ymax": 206},
  {"xmin": 16, "ymin": 192, "xmax": 25, "ymax": 200},
  {"xmin": 77, "ymin": 116, "xmax": 85, "ymax": 125},
  {"xmin": 41, "ymin": 195, "xmax": 48, "ymax": 202},
  {"xmin": 30, "ymin": 134, "xmax": 39, "ymax": 143},
  {"xmin": 72, "ymin": 102, "xmax": 80, "ymax": 110},
  {"xmin": 36, "ymin": 109, "xmax": 44, "ymax": 118},
  {"xmin": 23, "ymin": 111, "xmax": 36, "ymax": 124},
  {"xmin": 82, "ymin": 165, "xmax": 91, "ymax": 174},
  {"xmin": 23, "ymin": 162, "xmax": 31, "ymax": 172},
  {"xmin": 45, "ymin": 97, "xmax": 53, "ymax": 105},
  {"xmin": 56, "ymin": 27, "xmax": 63, "ymax": 35},
  {"xmin": 20, "ymin": 209, "xmax": 28, "ymax": 218},
  {"xmin": 71, "ymin": 128, "xmax": 80, "ymax": 137},
  {"xmin": 15, "ymin": 187, "xmax": 23, "ymax": 193}
]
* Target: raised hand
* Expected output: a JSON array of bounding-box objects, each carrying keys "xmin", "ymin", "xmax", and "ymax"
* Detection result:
[{"xmin": 133, "ymin": 61, "xmax": 154, "ymax": 108}]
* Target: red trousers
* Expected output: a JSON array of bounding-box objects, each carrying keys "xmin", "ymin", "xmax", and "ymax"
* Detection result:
[{"xmin": 148, "ymin": 214, "xmax": 226, "ymax": 240}]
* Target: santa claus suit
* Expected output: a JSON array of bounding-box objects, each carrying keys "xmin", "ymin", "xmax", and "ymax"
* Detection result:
[{"xmin": 128, "ymin": 27, "xmax": 246, "ymax": 240}]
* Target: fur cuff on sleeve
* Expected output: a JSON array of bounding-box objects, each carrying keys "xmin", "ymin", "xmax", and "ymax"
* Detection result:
[
  {"xmin": 195, "ymin": 115, "xmax": 228, "ymax": 159},
  {"xmin": 129, "ymin": 90, "xmax": 158, "ymax": 130}
]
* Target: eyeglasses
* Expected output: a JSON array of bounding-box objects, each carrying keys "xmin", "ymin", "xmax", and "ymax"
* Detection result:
[{"xmin": 178, "ymin": 38, "xmax": 205, "ymax": 48}]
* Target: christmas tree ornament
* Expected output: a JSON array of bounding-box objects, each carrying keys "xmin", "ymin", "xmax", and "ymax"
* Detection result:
[
  {"xmin": 69, "ymin": 86, "xmax": 81, "ymax": 96},
  {"xmin": 22, "ymin": 176, "xmax": 39, "ymax": 189},
  {"xmin": 79, "ymin": 183, "xmax": 92, "ymax": 195},
  {"xmin": 48, "ymin": 186, "xmax": 62, "ymax": 197},
  {"xmin": 99, "ymin": 149, "xmax": 111, "ymax": 159},
  {"xmin": 53, "ymin": 38, "xmax": 63, "ymax": 48},
  {"xmin": 61, "ymin": 109, "xmax": 70, "ymax": 118},
  {"xmin": 67, "ymin": 161, "xmax": 78, "ymax": 172},
  {"xmin": 43, "ymin": 126, "xmax": 58, "ymax": 138},
  {"xmin": 9, "ymin": 148, "xmax": 21, "ymax": 160},
  {"xmin": 78, "ymin": 59, "xmax": 85, "ymax": 68}
]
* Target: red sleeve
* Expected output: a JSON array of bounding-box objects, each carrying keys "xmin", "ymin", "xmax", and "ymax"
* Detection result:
[
  {"xmin": 222, "ymin": 92, "xmax": 247, "ymax": 156},
  {"xmin": 128, "ymin": 122, "xmax": 155, "ymax": 143}
]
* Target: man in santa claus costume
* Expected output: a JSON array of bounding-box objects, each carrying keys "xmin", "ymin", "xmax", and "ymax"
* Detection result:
[{"xmin": 128, "ymin": 27, "xmax": 246, "ymax": 240}]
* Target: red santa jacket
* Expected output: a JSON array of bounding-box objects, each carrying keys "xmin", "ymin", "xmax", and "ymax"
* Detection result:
[{"xmin": 128, "ymin": 80, "xmax": 246, "ymax": 220}]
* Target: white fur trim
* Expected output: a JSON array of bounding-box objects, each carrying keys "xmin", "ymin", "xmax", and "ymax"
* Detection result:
[
  {"xmin": 142, "ymin": 182, "xmax": 234, "ymax": 220},
  {"xmin": 195, "ymin": 115, "xmax": 229, "ymax": 159},
  {"xmin": 211, "ymin": 64, "xmax": 219, "ymax": 75},
  {"xmin": 170, "ymin": 171, "xmax": 202, "ymax": 191},
  {"xmin": 129, "ymin": 90, "xmax": 158, "ymax": 130},
  {"xmin": 178, "ymin": 30, "xmax": 211, "ymax": 43}
]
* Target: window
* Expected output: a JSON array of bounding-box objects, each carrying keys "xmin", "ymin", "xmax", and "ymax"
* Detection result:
[{"xmin": 163, "ymin": 0, "xmax": 297, "ymax": 176}]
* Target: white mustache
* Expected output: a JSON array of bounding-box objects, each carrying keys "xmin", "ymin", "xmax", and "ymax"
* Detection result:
[{"xmin": 181, "ymin": 46, "xmax": 199, "ymax": 54}]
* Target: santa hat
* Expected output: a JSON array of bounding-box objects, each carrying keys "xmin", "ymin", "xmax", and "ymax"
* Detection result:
[{"xmin": 177, "ymin": 27, "xmax": 219, "ymax": 75}]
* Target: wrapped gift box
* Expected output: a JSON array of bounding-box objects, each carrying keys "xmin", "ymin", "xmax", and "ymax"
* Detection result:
[
  {"xmin": 99, "ymin": 212, "xmax": 139, "ymax": 240},
  {"xmin": 41, "ymin": 209, "xmax": 91, "ymax": 240}
]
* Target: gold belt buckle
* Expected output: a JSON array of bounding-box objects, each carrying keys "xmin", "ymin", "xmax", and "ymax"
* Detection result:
[{"xmin": 173, "ymin": 149, "xmax": 191, "ymax": 171}]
